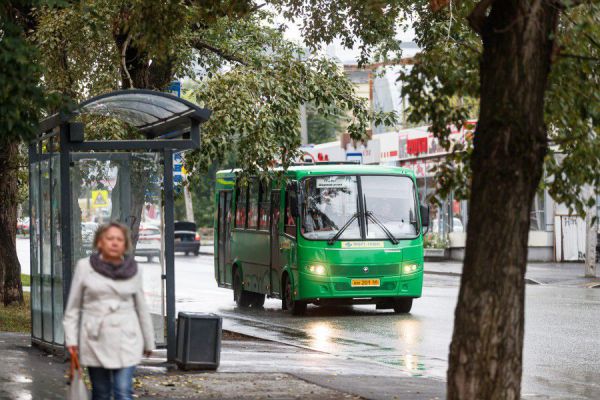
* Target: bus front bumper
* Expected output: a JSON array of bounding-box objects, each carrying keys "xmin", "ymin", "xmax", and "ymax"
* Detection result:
[{"xmin": 297, "ymin": 271, "xmax": 423, "ymax": 303}]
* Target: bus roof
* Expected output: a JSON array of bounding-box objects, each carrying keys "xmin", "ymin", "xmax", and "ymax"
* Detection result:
[{"xmin": 216, "ymin": 164, "xmax": 417, "ymax": 179}]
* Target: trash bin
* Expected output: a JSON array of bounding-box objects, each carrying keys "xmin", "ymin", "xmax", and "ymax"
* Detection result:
[{"xmin": 175, "ymin": 312, "xmax": 222, "ymax": 370}]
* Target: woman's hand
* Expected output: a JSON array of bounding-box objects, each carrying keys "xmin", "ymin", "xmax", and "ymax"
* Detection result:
[{"xmin": 143, "ymin": 350, "xmax": 152, "ymax": 358}]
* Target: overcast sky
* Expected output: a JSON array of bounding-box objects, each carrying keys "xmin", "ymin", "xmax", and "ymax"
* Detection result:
[{"xmin": 274, "ymin": 11, "xmax": 418, "ymax": 65}]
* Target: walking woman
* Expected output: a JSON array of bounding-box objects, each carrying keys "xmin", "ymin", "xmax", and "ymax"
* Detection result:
[{"xmin": 64, "ymin": 222, "xmax": 155, "ymax": 400}]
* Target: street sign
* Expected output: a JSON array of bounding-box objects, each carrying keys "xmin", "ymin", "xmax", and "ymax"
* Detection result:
[
  {"xmin": 91, "ymin": 190, "xmax": 109, "ymax": 208},
  {"xmin": 167, "ymin": 81, "xmax": 181, "ymax": 98},
  {"xmin": 173, "ymin": 152, "xmax": 184, "ymax": 193}
]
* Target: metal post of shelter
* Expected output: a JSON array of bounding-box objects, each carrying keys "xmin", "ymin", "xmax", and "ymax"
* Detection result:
[
  {"xmin": 60, "ymin": 124, "xmax": 73, "ymax": 305},
  {"xmin": 163, "ymin": 149, "xmax": 176, "ymax": 361}
]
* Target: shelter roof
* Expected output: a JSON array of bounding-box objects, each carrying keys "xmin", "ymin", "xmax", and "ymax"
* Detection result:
[{"xmin": 38, "ymin": 89, "xmax": 211, "ymax": 137}]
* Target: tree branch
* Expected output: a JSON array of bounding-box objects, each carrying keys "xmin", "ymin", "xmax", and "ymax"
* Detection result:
[
  {"xmin": 559, "ymin": 53, "xmax": 600, "ymax": 62},
  {"xmin": 561, "ymin": 11, "xmax": 600, "ymax": 51},
  {"xmin": 121, "ymin": 33, "xmax": 134, "ymax": 89},
  {"xmin": 191, "ymin": 39, "xmax": 247, "ymax": 66},
  {"xmin": 548, "ymin": 0, "xmax": 592, "ymax": 10},
  {"xmin": 248, "ymin": 3, "xmax": 266, "ymax": 13},
  {"xmin": 468, "ymin": 0, "xmax": 496, "ymax": 35}
]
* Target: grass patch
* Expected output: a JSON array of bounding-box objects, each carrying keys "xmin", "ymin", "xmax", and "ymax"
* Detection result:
[
  {"xmin": 0, "ymin": 292, "xmax": 31, "ymax": 333},
  {"xmin": 21, "ymin": 274, "xmax": 30, "ymax": 287}
]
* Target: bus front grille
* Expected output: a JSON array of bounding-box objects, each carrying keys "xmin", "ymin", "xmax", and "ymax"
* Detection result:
[{"xmin": 329, "ymin": 264, "xmax": 400, "ymax": 276}]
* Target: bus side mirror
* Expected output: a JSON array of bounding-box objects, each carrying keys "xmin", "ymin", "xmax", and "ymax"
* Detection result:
[{"xmin": 420, "ymin": 204, "xmax": 430, "ymax": 232}]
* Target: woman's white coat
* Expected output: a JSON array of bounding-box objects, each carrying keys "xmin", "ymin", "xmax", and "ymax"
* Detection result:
[{"xmin": 63, "ymin": 258, "xmax": 155, "ymax": 369}]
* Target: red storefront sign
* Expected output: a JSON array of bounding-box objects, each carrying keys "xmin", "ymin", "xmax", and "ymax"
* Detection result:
[{"xmin": 406, "ymin": 137, "xmax": 428, "ymax": 155}]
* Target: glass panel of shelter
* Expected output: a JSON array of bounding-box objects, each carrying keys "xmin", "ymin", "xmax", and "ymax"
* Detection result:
[
  {"xmin": 40, "ymin": 158, "xmax": 53, "ymax": 343},
  {"xmin": 51, "ymin": 152, "xmax": 64, "ymax": 344},
  {"xmin": 29, "ymin": 136, "xmax": 64, "ymax": 345},
  {"xmin": 30, "ymin": 160, "xmax": 42, "ymax": 340},
  {"xmin": 69, "ymin": 152, "xmax": 166, "ymax": 346}
]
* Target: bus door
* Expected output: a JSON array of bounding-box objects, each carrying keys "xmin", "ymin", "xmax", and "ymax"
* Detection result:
[
  {"xmin": 217, "ymin": 190, "xmax": 232, "ymax": 285},
  {"xmin": 269, "ymin": 190, "xmax": 282, "ymax": 296}
]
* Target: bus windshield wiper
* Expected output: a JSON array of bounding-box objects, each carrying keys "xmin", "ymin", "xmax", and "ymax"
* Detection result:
[
  {"xmin": 365, "ymin": 211, "xmax": 399, "ymax": 245},
  {"xmin": 327, "ymin": 212, "xmax": 360, "ymax": 245}
]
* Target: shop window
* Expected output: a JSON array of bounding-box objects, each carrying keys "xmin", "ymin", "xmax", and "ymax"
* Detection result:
[{"xmin": 530, "ymin": 193, "xmax": 545, "ymax": 231}]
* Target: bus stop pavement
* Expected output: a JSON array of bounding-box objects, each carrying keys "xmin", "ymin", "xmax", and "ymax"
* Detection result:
[{"xmin": 0, "ymin": 331, "xmax": 446, "ymax": 400}]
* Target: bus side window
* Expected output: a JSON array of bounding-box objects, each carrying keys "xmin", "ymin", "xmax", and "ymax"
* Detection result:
[
  {"xmin": 284, "ymin": 185, "xmax": 297, "ymax": 238},
  {"xmin": 258, "ymin": 182, "xmax": 270, "ymax": 231},
  {"xmin": 247, "ymin": 180, "xmax": 259, "ymax": 229},
  {"xmin": 235, "ymin": 182, "xmax": 247, "ymax": 229}
]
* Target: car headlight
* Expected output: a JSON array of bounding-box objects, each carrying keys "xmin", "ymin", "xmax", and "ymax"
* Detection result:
[
  {"xmin": 307, "ymin": 265, "xmax": 327, "ymax": 275},
  {"xmin": 402, "ymin": 264, "xmax": 419, "ymax": 274}
]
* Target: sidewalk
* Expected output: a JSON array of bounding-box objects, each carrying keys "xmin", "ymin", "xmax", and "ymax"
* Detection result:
[
  {"xmin": 0, "ymin": 332, "xmax": 446, "ymax": 400},
  {"xmin": 424, "ymin": 261, "xmax": 600, "ymax": 288}
]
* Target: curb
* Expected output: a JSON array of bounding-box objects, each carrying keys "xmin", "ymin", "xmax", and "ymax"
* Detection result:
[
  {"xmin": 424, "ymin": 270, "xmax": 461, "ymax": 277},
  {"xmin": 425, "ymin": 270, "xmax": 543, "ymax": 285}
]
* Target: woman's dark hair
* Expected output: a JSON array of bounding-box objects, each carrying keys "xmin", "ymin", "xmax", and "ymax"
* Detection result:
[{"xmin": 93, "ymin": 222, "xmax": 132, "ymax": 254}]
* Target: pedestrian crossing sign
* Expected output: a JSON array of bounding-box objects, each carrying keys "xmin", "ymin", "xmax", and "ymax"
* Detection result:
[{"xmin": 91, "ymin": 190, "xmax": 109, "ymax": 208}]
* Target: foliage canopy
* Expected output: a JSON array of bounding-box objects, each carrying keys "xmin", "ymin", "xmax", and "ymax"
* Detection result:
[{"xmin": 31, "ymin": 1, "xmax": 397, "ymax": 181}]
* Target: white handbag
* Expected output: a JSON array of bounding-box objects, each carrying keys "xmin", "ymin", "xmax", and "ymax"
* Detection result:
[{"xmin": 67, "ymin": 352, "xmax": 90, "ymax": 400}]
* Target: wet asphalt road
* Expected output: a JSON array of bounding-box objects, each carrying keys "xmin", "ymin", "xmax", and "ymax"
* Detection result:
[
  {"xmin": 141, "ymin": 253, "xmax": 600, "ymax": 400},
  {"xmin": 15, "ymin": 239, "xmax": 600, "ymax": 399}
]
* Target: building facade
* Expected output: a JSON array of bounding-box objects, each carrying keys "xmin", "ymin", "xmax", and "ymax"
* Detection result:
[{"xmin": 300, "ymin": 125, "xmax": 592, "ymax": 262}]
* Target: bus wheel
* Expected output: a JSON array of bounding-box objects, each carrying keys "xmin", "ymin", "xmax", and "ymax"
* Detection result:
[
  {"xmin": 251, "ymin": 293, "xmax": 265, "ymax": 308},
  {"xmin": 393, "ymin": 298, "xmax": 413, "ymax": 314},
  {"xmin": 233, "ymin": 269, "xmax": 252, "ymax": 307},
  {"xmin": 283, "ymin": 275, "xmax": 307, "ymax": 316}
]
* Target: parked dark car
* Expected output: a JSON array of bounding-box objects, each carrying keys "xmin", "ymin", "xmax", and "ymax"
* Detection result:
[{"xmin": 175, "ymin": 221, "xmax": 200, "ymax": 256}]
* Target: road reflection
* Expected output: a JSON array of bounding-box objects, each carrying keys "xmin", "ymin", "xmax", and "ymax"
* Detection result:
[
  {"xmin": 307, "ymin": 322, "xmax": 335, "ymax": 352},
  {"xmin": 395, "ymin": 318, "xmax": 421, "ymax": 348}
]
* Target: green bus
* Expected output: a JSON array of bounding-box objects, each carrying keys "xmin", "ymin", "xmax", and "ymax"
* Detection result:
[{"xmin": 213, "ymin": 164, "xmax": 429, "ymax": 315}]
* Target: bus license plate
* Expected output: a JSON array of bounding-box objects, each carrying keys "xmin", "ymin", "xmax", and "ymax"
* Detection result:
[{"xmin": 351, "ymin": 279, "xmax": 380, "ymax": 287}]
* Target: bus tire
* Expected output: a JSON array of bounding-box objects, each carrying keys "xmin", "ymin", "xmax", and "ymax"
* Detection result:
[
  {"xmin": 393, "ymin": 297, "xmax": 413, "ymax": 314},
  {"xmin": 283, "ymin": 275, "xmax": 307, "ymax": 316},
  {"xmin": 233, "ymin": 268, "xmax": 252, "ymax": 307},
  {"xmin": 251, "ymin": 293, "xmax": 265, "ymax": 308}
]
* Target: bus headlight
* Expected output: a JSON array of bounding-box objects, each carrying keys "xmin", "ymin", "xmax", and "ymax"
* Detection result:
[
  {"xmin": 307, "ymin": 265, "xmax": 327, "ymax": 275},
  {"xmin": 402, "ymin": 264, "xmax": 419, "ymax": 274}
]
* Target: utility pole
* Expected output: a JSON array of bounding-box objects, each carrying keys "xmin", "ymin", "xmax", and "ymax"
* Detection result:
[
  {"xmin": 584, "ymin": 186, "xmax": 597, "ymax": 277},
  {"xmin": 300, "ymin": 103, "xmax": 308, "ymax": 145},
  {"xmin": 182, "ymin": 173, "xmax": 195, "ymax": 223}
]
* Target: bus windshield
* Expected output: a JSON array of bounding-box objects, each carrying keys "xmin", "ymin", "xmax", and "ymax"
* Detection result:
[{"xmin": 301, "ymin": 175, "xmax": 418, "ymax": 241}]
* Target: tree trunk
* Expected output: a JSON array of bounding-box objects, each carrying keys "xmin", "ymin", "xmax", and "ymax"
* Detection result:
[
  {"xmin": 447, "ymin": 2, "xmax": 559, "ymax": 399},
  {"xmin": 584, "ymin": 185, "xmax": 597, "ymax": 278},
  {"xmin": 0, "ymin": 140, "xmax": 24, "ymax": 306},
  {"xmin": 129, "ymin": 163, "xmax": 148, "ymax": 250}
]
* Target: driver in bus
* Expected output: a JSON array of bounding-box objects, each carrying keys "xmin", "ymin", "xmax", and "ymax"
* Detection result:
[{"xmin": 304, "ymin": 207, "xmax": 336, "ymax": 233}]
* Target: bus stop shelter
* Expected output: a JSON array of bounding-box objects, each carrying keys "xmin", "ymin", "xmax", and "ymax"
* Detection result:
[{"xmin": 31, "ymin": 89, "xmax": 211, "ymax": 361}]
